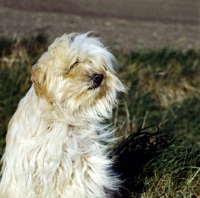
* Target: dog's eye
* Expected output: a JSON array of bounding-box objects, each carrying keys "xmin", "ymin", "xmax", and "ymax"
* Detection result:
[
  {"xmin": 65, "ymin": 61, "xmax": 79, "ymax": 74},
  {"xmin": 69, "ymin": 61, "xmax": 79, "ymax": 70}
]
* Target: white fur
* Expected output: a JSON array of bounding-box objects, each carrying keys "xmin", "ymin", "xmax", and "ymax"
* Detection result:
[{"xmin": 0, "ymin": 33, "xmax": 125, "ymax": 198}]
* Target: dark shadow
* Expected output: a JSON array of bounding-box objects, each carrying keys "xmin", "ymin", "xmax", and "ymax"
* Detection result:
[{"xmin": 111, "ymin": 126, "xmax": 174, "ymax": 197}]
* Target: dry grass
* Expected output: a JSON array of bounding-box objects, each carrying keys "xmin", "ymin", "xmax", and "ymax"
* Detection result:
[{"xmin": 112, "ymin": 49, "xmax": 200, "ymax": 197}]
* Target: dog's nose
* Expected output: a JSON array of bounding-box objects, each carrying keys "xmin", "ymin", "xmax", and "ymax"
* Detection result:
[{"xmin": 92, "ymin": 74, "xmax": 104, "ymax": 87}]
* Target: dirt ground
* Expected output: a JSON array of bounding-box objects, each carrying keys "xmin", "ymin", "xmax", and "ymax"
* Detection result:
[{"xmin": 0, "ymin": 0, "xmax": 199, "ymax": 52}]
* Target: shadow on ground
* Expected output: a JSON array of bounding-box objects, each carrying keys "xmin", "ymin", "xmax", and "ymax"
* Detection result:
[{"xmin": 112, "ymin": 126, "xmax": 174, "ymax": 197}]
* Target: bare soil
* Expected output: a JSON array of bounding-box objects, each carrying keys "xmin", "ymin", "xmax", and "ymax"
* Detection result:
[{"xmin": 0, "ymin": 0, "xmax": 199, "ymax": 52}]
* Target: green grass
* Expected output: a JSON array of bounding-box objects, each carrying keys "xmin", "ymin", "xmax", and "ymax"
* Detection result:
[
  {"xmin": 115, "ymin": 49, "xmax": 200, "ymax": 139},
  {"xmin": 113, "ymin": 49, "xmax": 200, "ymax": 197},
  {"xmin": 0, "ymin": 34, "xmax": 200, "ymax": 197}
]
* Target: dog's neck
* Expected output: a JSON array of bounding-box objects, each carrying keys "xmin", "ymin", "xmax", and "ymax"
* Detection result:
[{"xmin": 9, "ymin": 86, "xmax": 102, "ymax": 139}]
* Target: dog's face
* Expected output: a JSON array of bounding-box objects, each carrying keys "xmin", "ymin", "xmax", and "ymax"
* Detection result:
[{"xmin": 31, "ymin": 33, "xmax": 125, "ymax": 122}]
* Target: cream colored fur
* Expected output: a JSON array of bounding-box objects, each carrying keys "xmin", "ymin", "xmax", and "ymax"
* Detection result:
[{"xmin": 0, "ymin": 33, "xmax": 125, "ymax": 198}]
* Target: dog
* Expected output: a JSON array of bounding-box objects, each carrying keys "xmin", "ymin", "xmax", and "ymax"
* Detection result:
[{"xmin": 0, "ymin": 33, "xmax": 126, "ymax": 198}]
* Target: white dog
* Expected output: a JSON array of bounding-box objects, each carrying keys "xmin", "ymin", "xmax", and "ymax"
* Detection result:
[{"xmin": 0, "ymin": 33, "xmax": 125, "ymax": 198}]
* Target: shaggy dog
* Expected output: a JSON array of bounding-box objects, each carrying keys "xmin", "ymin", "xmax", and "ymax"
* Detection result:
[{"xmin": 0, "ymin": 33, "xmax": 125, "ymax": 198}]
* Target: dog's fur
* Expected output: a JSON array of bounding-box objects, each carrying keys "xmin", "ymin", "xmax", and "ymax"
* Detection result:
[{"xmin": 0, "ymin": 33, "xmax": 125, "ymax": 198}]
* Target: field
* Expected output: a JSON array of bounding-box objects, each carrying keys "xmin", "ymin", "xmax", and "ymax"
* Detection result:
[
  {"xmin": 0, "ymin": 0, "xmax": 199, "ymax": 52},
  {"xmin": 0, "ymin": 34, "xmax": 200, "ymax": 197}
]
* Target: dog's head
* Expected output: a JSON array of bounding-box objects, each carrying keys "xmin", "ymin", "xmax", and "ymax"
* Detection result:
[{"xmin": 31, "ymin": 33, "xmax": 126, "ymax": 123}]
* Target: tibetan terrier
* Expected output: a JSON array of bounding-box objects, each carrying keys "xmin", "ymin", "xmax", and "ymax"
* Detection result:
[{"xmin": 0, "ymin": 33, "xmax": 125, "ymax": 198}]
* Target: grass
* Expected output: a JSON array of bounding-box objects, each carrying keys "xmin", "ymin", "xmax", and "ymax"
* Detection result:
[
  {"xmin": 113, "ymin": 49, "xmax": 200, "ymax": 197},
  {"xmin": 115, "ymin": 49, "xmax": 200, "ymax": 139},
  {"xmin": 0, "ymin": 34, "xmax": 200, "ymax": 197}
]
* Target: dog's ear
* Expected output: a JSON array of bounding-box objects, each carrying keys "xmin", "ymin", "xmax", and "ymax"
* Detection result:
[{"xmin": 31, "ymin": 65, "xmax": 46, "ymax": 96}]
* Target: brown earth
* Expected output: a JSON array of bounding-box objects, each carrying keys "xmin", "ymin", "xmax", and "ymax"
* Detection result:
[{"xmin": 0, "ymin": 0, "xmax": 199, "ymax": 52}]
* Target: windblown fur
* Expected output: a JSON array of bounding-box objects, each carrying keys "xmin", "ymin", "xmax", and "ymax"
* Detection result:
[{"xmin": 0, "ymin": 33, "xmax": 126, "ymax": 198}]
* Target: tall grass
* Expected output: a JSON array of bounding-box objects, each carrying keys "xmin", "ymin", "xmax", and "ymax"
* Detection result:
[
  {"xmin": 115, "ymin": 49, "xmax": 200, "ymax": 140},
  {"xmin": 113, "ymin": 49, "xmax": 200, "ymax": 197},
  {"xmin": 0, "ymin": 34, "xmax": 200, "ymax": 197}
]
